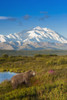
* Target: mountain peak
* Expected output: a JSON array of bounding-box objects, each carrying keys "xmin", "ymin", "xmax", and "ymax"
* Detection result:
[
  {"xmin": 0, "ymin": 26, "xmax": 67, "ymax": 50},
  {"xmin": 34, "ymin": 26, "xmax": 42, "ymax": 30},
  {"xmin": 42, "ymin": 27, "xmax": 49, "ymax": 31}
]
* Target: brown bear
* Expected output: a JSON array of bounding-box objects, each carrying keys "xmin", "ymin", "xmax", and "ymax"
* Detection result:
[{"xmin": 11, "ymin": 70, "xmax": 36, "ymax": 89}]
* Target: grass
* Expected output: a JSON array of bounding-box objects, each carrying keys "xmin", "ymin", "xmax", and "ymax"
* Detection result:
[{"xmin": 0, "ymin": 54, "xmax": 67, "ymax": 100}]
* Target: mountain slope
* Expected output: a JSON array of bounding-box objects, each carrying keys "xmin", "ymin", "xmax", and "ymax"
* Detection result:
[{"xmin": 0, "ymin": 26, "xmax": 67, "ymax": 50}]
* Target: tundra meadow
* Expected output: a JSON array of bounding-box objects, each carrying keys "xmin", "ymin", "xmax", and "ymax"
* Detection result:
[{"xmin": 0, "ymin": 53, "xmax": 67, "ymax": 100}]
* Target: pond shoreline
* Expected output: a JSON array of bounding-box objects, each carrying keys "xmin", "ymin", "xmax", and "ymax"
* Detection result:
[{"xmin": 0, "ymin": 72, "xmax": 17, "ymax": 83}]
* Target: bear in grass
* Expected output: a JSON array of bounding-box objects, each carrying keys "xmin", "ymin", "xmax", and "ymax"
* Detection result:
[{"xmin": 11, "ymin": 70, "xmax": 36, "ymax": 89}]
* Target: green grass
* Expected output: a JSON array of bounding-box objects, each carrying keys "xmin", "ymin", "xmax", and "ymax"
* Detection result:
[{"xmin": 0, "ymin": 54, "xmax": 67, "ymax": 100}]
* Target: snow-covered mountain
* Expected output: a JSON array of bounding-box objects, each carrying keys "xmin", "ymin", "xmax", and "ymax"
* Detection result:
[{"xmin": 0, "ymin": 26, "xmax": 67, "ymax": 50}]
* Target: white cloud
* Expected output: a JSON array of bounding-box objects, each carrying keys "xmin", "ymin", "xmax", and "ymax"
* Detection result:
[
  {"xmin": 0, "ymin": 16, "xmax": 16, "ymax": 21},
  {"xmin": 0, "ymin": 16, "xmax": 9, "ymax": 20}
]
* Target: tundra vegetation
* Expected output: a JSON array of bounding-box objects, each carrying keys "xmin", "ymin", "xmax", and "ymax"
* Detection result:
[{"xmin": 0, "ymin": 54, "xmax": 67, "ymax": 100}]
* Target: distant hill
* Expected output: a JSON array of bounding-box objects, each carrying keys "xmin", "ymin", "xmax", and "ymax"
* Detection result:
[{"xmin": 0, "ymin": 50, "xmax": 67, "ymax": 56}]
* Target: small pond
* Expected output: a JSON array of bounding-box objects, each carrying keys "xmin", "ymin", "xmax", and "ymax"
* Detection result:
[{"xmin": 0, "ymin": 72, "xmax": 17, "ymax": 83}]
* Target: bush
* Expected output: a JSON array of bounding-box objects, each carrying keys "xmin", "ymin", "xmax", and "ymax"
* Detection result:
[
  {"xmin": 2, "ymin": 54, "xmax": 9, "ymax": 58},
  {"xmin": 58, "ymin": 58, "xmax": 67, "ymax": 65},
  {"xmin": 34, "ymin": 54, "xmax": 43, "ymax": 57}
]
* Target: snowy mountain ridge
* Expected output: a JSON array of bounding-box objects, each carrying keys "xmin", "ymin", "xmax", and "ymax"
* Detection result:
[{"xmin": 0, "ymin": 26, "xmax": 67, "ymax": 50}]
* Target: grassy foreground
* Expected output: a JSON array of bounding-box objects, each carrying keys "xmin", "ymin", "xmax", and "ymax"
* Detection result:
[{"xmin": 0, "ymin": 54, "xmax": 67, "ymax": 100}]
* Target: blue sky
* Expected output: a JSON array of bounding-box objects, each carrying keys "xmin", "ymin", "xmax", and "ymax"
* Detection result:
[{"xmin": 0, "ymin": 0, "xmax": 67, "ymax": 37}]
